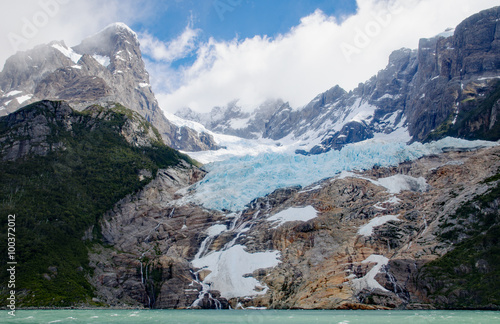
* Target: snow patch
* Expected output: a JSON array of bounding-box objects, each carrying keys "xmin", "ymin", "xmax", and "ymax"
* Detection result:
[
  {"xmin": 6, "ymin": 90, "xmax": 22, "ymax": 97},
  {"xmin": 92, "ymin": 54, "xmax": 110, "ymax": 67},
  {"xmin": 358, "ymin": 215, "xmax": 400, "ymax": 237},
  {"xmin": 71, "ymin": 65, "xmax": 82, "ymax": 70},
  {"xmin": 16, "ymin": 95, "xmax": 32, "ymax": 105},
  {"xmin": 351, "ymin": 255, "xmax": 389, "ymax": 292},
  {"xmin": 191, "ymin": 245, "xmax": 280, "ymax": 299},
  {"xmin": 267, "ymin": 206, "xmax": 318, "ymax": 228},
  {"xmin": 51, "ymin": 43, "xmax": 82, "ymax": 64},
  {"xmin": 477, "ymin": 76, "xmax": 500, "ymax": 81},
  {"xmin": 299, "ymin": 184, "xmax": 322, "ymax": 193},
  {"xmin": 138, "ymin": 82, "xmax": 150, "ymax": 88},
  {"xmin": 378, "ymin": 94, "xmax": 393, "ymax": 100},
  {"xmin": 377, "ymin": 175, "xmax": 429, "ymax": 194},
  {"xmin": 206, "ymin": 224, "xmax": 227, "ymax": 236}
]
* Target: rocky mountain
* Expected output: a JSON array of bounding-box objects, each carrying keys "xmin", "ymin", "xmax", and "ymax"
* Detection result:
[
  {"xmin": 0, "ymin": 7, "xmax": 499, "ymax": 312},
  {"xmin": 177, "ymin": 6, "xmax": 500, "ymax": 154},
  {"xmin": 0, "ymin": 23, "xmax": 218, "ymax": 151},
  {"xmin": 0, "ymin": 100, "xmax": 198, "ymax": 306},
  {"xmin": 176, "ymin": 99, "xmax": 286, "ymax": 140},
  {"xmin": 84, "ymin": 140, "xmax": 500, "ymax": 309}
]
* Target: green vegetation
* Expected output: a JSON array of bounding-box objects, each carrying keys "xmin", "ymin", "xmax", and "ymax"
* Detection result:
[
  {"xmin": 425, "ymin": 80, "xmax": 500, "ymax": 142},
  {"xmin": 424, "ymin": 113, "xmax": 455, "ymax": 143},
  {"xmin": 0, "ymin": 101, "xmax": 192, "ymax": 306},
  {"xmin": 420, "ymin": 175, "xmax": 500, "ymax": 309}
]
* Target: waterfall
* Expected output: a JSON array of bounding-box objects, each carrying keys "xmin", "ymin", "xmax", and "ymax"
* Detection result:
[
  {"xmin": 190, "ymin": 270, "xmax": 222, "ymax": 309},
  {"xmin": 194, "ymin": 234, "xmax": 215, "ymax": 260},
  {"xmin": 381, "ymin": 264, "xmax": 410, "ymax": 302},
  {"xmin": 190, "ymin": 224, "xmax": 229, "ymax": 308}
]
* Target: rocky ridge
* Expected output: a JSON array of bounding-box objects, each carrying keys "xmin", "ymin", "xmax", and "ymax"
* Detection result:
[
  {"xmin": 0, "ymin": 23, "xmax": 218, "ymax": 151},
  {"xmin": 0, "ymin": 100, "xmax": 163, "ymax": 161},
  {"xmin": 0, "ymin": 99, "xmax": 199, "ymax": 307},
  {"xmin": 177, "ymin": 7, "xmax": 500, "ymax": 154},
  {"xmin": 176, "ymin": 99, "xmax": 286, "ymax": 140}
]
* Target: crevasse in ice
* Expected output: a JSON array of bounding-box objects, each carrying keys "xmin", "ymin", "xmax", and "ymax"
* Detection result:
[{"xmin": 188, "ymin": 138, "xmax": 497, "ymax": 211}]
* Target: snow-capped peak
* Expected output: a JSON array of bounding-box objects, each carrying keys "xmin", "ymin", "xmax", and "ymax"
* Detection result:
[{"xmin": 103, "ymin": 22, "xmax": 137, "ymax": 38}]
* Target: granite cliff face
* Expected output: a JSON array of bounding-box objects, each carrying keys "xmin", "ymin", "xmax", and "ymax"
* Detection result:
[{"xmin": 0, "ymin": 23, "xmax": 218, "ymax": 151}]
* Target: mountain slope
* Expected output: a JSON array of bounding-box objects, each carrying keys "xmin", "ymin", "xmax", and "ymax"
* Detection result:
[
  {"xmin": 0, "ymin": 23, "xmax": 218, "ymax": 152},
  {"xmin": 85, "ymin": 139, "xmax": 500, "ymax": 309},
  {"xmin": 0, "ymin": 100, "xmax": 196, "ymax": 306}
]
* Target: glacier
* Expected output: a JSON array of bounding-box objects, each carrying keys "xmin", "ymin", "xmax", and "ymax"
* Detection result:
[{"xmin": 187, "ymin": 137, "xmax": 498, "ymax": 211}]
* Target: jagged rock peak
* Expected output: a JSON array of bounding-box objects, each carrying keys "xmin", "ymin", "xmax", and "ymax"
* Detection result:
[{"xmin": 0, "ymin": 20, "xmax": 220, "ymax": 152}]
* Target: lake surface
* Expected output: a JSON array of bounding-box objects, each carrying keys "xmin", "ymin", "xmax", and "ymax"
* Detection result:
[{"xmin": 2, "ymin": 309, "xmax": 500, "ymax": 323}]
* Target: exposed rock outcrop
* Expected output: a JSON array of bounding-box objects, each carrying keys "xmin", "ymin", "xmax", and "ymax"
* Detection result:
[{"xmin": 0, "ymin": 100, "xmax": 162, "ymax": 161}]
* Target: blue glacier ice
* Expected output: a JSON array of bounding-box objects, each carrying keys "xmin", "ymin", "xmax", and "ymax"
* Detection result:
[{"xmin": 189, "ymin": 138, "xmax": 497, "ymax": 211}]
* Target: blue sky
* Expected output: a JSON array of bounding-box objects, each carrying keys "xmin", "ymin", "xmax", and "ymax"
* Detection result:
[
  {"xmin": 132, "ymin": 0, "xmax": 358, "ymax": 69},
  {"xmin": 133, "ymin": 0, "xmax": 358, "ymax": 43},
  {"xmin": 1, "ymin": 0, "xmax": 499, "ymax": 113}
]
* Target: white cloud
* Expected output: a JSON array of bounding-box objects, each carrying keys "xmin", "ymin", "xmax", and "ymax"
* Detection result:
[
  {"xmin": 155, "ymin": 0, "xmax": 500, "ymax": 114},
  {"xmin": 139, "ymin": 22, "xmax": 200, "ymax": 62}
]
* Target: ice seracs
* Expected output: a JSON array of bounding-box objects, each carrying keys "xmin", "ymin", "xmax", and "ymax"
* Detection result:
[{"xmin": 186, "ymin": 138, "xmax": 497, "ymax": 212}]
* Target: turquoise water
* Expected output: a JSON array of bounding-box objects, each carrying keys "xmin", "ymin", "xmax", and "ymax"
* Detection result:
[{"xmin": 2, "ymin": 310, "xmax": 500, "ymax": 324}]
